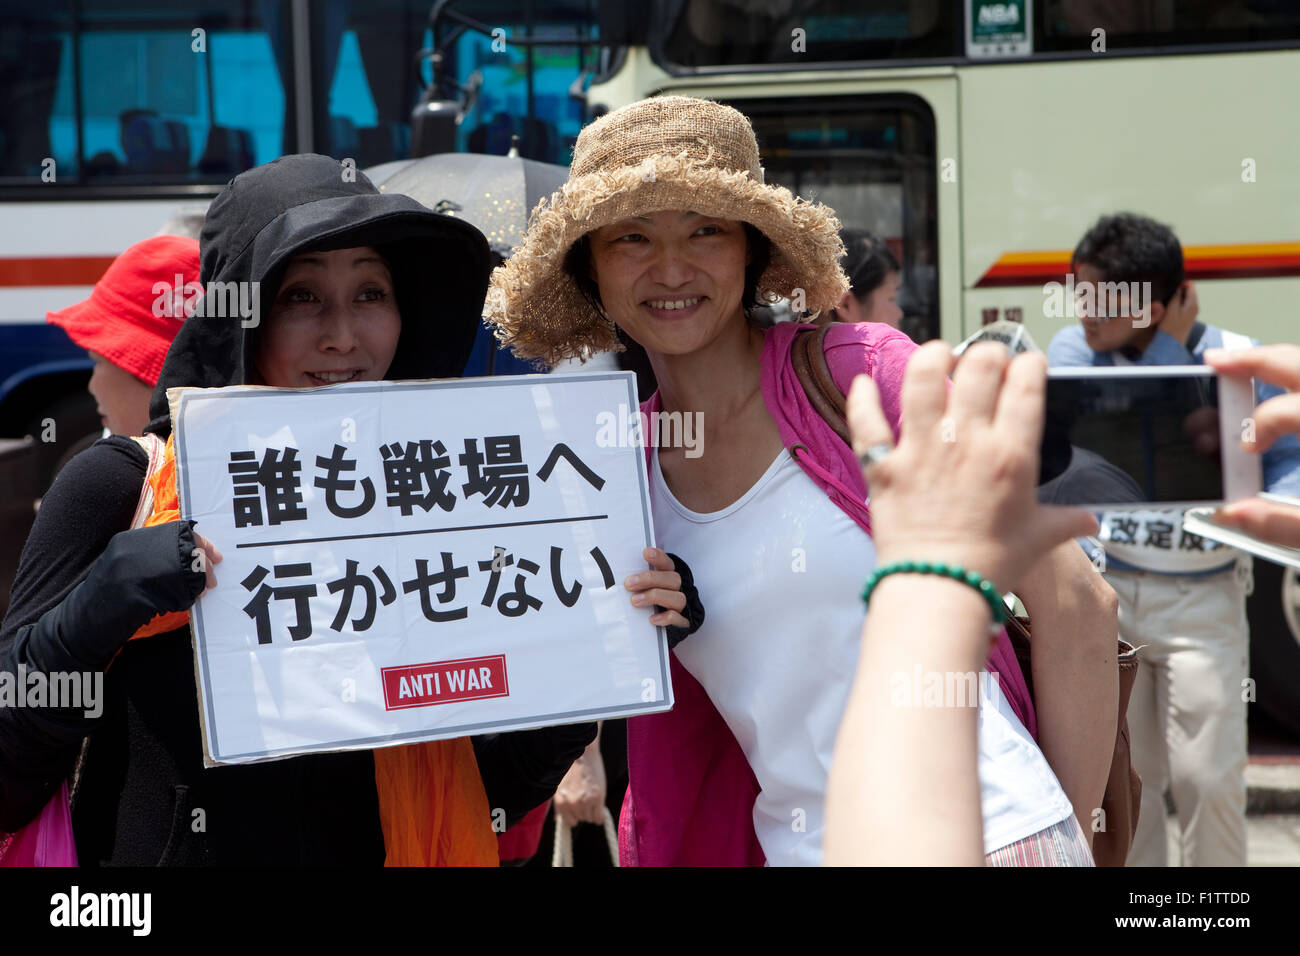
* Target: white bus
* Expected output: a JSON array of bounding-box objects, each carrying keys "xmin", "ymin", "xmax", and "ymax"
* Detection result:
[{"xmin": 582, "ymin": 0, "xmax": 1300, "ymax": 734}]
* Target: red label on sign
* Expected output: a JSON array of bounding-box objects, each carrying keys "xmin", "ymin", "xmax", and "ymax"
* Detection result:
[{"xmin": 381, "ymin": 655, "xmax": 509, "ymax": 710}]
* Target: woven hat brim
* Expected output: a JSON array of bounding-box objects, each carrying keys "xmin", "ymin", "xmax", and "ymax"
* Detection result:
[{"xmin": 485, "ymin": 154, "xmax": 848, "ymax": 367}]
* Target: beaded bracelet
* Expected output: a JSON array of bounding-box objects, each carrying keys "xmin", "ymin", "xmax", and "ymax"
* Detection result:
[{"xmin": 861, "ymin": 560, "xmax": 1006, "ymax": 635}]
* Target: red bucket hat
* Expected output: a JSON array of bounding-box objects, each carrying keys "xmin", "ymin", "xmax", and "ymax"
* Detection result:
[{"xmin": 46, "ymin": 234, "xmax": 200, "ymax": 387}]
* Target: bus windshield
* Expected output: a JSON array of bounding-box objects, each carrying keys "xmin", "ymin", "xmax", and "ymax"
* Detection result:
[{"xmin": 3, "ymin": 1, "xmax": 299, "ymax": 186}]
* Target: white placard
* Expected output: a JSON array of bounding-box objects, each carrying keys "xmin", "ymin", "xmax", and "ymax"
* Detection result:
[{"xmin": 170, "ymin": 372, "xmax": 671, "ymax": 765}]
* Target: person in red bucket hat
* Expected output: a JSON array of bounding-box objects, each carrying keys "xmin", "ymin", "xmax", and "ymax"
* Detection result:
[{"xmin": 46, "ymin": 234, "xmax": 199, "ymax": 436}]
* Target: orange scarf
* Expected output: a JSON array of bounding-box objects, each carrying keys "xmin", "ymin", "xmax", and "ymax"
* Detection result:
[{"xmin": 130, "ymin": 435, "xmax": 499, "ymax": 866}]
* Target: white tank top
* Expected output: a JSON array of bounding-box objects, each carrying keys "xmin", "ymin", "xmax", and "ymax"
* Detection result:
[{"xmin": 651, "ymin": 446, "xmax": 1075, "ymax": 864}]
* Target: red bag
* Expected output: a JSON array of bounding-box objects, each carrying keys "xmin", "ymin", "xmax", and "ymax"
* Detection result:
[
  {"xmin": 0, "ymin": 782, "xmax": 79, "ymax": 867},
  {"xmin": 497, "ymin": 800, "xmax": 551, "ymax": 863}
]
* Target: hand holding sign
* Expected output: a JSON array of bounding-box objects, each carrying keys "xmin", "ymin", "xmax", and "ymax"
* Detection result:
[
  {"xmin": 626, "ymin": 548, "xmax": 687, "ymax": 628},
  {"xmin": 193, "ymin": 530, "xmax": 223, "ymax": 592}
]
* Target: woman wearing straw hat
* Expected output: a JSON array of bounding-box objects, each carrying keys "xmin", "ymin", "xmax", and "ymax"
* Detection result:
[{"xmin": 487, "ymin": 96, "xmax": 1119, "ymax": 866}]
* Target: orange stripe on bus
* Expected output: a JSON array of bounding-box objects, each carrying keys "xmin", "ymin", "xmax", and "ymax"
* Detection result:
[
  {"xmin": 976, "ymin": 242, "xmax": 1300, "ymax": 288},
  {"xmin": 1187, "ymin": 242, "xmax": 1300, "ymax": 259},
  {"xmin": 986, "ymin": 250, "xmax": 1074, "ymax": 266},
  {"xmin": 0, "ymin": 256, "xmax": 116, "ymax": 287}
]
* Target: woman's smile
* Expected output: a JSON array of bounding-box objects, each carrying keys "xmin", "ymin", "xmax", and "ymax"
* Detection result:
[
  {"xmin": 643, "ymin": 295, "xmax": 708, "ymax": 321},
  {"xmin": 304, "ymin": 368, "xmax": 366, "ymax": 385}
]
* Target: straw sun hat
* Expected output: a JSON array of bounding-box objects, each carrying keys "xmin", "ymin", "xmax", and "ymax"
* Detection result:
[{"xmin": 484, "ymin": 95, "xmax": 849, "ymax": 366}]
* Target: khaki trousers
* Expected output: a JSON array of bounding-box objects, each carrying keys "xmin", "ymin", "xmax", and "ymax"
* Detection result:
[{"xmin": 1105, "ymin": 565, "xmax": 1250, "ymax": 866}]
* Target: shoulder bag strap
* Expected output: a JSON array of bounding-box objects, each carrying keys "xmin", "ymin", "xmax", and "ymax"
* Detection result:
[
  {"xmin": 127, "ymin": 433, "xmax": 167, "ymax": 530},
  {"xmin": 791, "ymin": 324, "xmax": 852, "ymax": 445}
]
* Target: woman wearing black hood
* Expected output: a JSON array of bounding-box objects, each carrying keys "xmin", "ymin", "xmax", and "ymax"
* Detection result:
[{"xmin": 0, "ymin": 155, "xmax": 696, "ymax": 865}]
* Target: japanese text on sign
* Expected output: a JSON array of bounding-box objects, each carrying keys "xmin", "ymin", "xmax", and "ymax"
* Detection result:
[{"xmin": 170, "ymin": 373, "xmax": 671, "ymax": 765}]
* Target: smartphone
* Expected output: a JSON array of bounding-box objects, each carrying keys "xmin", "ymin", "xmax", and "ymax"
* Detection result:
[{"xmin": 1038, "ymin": 366, "xmax": 1260, "ymax": 508}]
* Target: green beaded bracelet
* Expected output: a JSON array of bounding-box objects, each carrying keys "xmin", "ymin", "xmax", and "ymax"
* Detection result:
[{"xmin": 861, "ymin": 561, "xmax": 1006, "ymax": 634}]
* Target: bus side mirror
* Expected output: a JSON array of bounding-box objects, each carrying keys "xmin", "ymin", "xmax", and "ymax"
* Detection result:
[{"xmin": 409, "ymin": 97, "xmax": 459, "ymax": 158}]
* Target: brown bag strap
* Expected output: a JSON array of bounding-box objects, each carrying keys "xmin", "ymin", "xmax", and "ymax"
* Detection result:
[
  {"xmin": 1003, "ymin": 612, "xmax": 1143, "ymax": 867},
  {"xmin": 791, "ymin": 324, "xmax": 852, "ymax": 445}
]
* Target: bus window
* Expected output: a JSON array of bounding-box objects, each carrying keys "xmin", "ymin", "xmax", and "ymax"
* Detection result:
[
  {"xmin": 450, "ymin": 26, "xmax": 594, "ymax": 164},
  {"xmin": 1, "ymin": 3, "xmax": 78, "ymax": 181},
  {"xmin": 312, "ymin": 0, "xmax": 598, "ymax": 167},
  {"xmin": 735, "ymin": 96, "xmax": 939, "ymax": 343},
  {"xmin": 0, "ymin": 1, "xmax": 290, "ymax": 185},
  {"xmin": 443, "ymin": 3, "xmax": 598, "ymax": 165},
  {"xmin": 1037, "ymin": 1, "xmax": 1300, "ymax": 52},
  {"xmin": 656, "ymin": 0, "xmax": 957, "ymax": 68},
  {"xmin": 649, "ymin": 0, "xmax": 1300, "ymax": 70},
  {"xmin": 1, "ymin": 1, "xmax": 606, "ymax": 184},
  {"xmin": 308, "ymin": 0, "xmax": 424, "ymax": 167}
]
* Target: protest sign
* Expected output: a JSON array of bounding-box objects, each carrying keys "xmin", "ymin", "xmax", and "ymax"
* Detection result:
[{"xmin": 169, "ymin": 372, "xmax": 670, "ymax": 765}]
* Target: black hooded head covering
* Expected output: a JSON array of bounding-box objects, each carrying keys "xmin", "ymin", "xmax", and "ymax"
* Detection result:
[{"xmin": 145, "ymin": 153, "xmax": 492, "ymax": 437}]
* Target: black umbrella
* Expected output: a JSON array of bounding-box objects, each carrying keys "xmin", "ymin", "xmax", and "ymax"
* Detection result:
[{"xmin": 367, "ymin": 152, "xmax": 568, "ymax": 260}]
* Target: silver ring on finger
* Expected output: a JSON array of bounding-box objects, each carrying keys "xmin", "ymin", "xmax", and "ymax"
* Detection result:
[{"xmin": 857, "ymin": 442, "xmax": 894, "ymax": 470}]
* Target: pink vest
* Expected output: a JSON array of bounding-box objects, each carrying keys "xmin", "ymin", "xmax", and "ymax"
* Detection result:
[{"xmin": 618, "ymin": 322, "xmax": 1037, "ymax": 866}]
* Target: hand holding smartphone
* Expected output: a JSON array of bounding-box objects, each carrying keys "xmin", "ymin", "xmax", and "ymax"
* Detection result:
[
  {"xmin": 1183, "ymin": 496, "xmax": 1300, "ymax": 571},
  {"xmin": 1037, "ymin": 366, "xmax": 1260, "ymax": 508}
]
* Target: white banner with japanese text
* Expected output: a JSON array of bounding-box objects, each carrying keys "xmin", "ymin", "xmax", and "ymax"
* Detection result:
[
  {"xmin": 169, "ymin": 372, "xmax": 671, "ymax": 765},
  {"xmin": 1095, "ymin": 507, "xmax": 1238, "ymax": 573}
]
